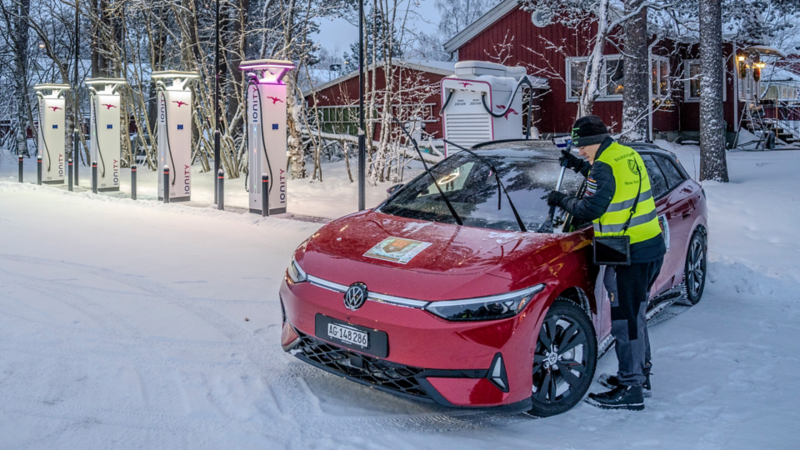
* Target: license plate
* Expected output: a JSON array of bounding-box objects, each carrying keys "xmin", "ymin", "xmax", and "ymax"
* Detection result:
[{"xmin": 327, "ymin": 323, "xmax": 369, "ymax": 348}]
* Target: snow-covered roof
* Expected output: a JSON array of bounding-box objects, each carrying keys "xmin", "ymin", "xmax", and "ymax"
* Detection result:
[
  {"xmin": 303, "ymin": 59, "xmax": 455, "ymax": 97},
  {"xmin": 443, "ymin": 0, "xmax": 519, "ymax": 54},
  {"xmin": 761, "ymin": 65, "xmax": 800, "ymax": 84}
]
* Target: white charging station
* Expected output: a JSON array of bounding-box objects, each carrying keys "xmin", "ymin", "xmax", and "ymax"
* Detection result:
[
  {"xmin": 239, "ymin": 59, "xmax": 295, "ymax": 215},
  {"xmin": 34, "ymin": 84, "xmax": 70, "ymax": 184},
  {"xmin": 152, "ymin": 70, "xmax": 199, "ymax": 202},
  {"xmin": 86, "ymin": 78, "xmax": 128, "ymax": 191},
  {"xmin": 440, "ymin": 61, "xmax": 549, "ymax": 155}
]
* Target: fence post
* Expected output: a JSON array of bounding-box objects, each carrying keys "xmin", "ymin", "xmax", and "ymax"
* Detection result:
[
  {"xmin": 36, "ymin": 156, "xmax": 42, "ymax": 185},
  {"xmin": 217, "ymin": 169, "xmax": 224, "ymax": 210},
  {"xmin": 92, "ymin": 161, "xmax": 98, "ymax": 193},
  {"xmin": 262, "ymin": 174, "xmax": 269, "ymax": 217},
  {"xmin": 18, "ymin": 155, "xmax": 23, "ymax": 183},
  {"xmin": 131, "ymin": 165, "xmax": 137, "ymax": 200},
  {"xmin": 163, "ymin": 166, "xmax": 170, "ymax": 204},
  {"xmin": 68, "ymin": 159, "xmax": 73, "ymax": 191}
]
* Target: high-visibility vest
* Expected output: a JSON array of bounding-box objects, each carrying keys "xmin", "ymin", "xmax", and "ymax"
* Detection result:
[{"xmin": 592, "ymin": 142, "xmax": 662, "ymax": 244}]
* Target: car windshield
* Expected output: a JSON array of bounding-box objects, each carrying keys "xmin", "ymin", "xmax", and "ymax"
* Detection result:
[{"xmin": 379, "ymin": 143, "xmax": 586, "ymax": 232}]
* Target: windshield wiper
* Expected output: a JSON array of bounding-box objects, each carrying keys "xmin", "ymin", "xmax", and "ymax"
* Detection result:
[
  {"xmin": 392, "ymin": 117, "xmax": 463, "ymax": 226},
  {"xmin": 443, "ymin": 139, "xmax": 527, "ymax": 233}
]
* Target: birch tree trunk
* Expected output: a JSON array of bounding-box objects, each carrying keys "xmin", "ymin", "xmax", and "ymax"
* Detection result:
[
  {"xmin": 699, "ymin": 0, "xmax": 729, "ymax": 182},
  {"xmin": 578, "ymin": 0, "xmax": 609, "ymax": 118},
  {"xmin": 10, "ymin": 0, "xmax": 31, "ymax": 157},
  {"xmin": 621, "ymin": 1, "xmax": 648, "ymax": 141}
]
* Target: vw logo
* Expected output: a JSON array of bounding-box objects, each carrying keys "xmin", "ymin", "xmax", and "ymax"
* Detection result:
[{"xmin": 344, "ymin": 282, "xmax": 368, "ymax": 311}]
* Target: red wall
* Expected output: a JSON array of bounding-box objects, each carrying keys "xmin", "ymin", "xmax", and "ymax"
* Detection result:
[{"xmin": 456, "ymin": 7, "xmax": 740, "ymax": 135}]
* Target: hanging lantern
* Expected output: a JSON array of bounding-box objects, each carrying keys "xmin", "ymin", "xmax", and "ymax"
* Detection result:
[
  {"xmin": 738, "ymin": 55, "xmax": 748, "ymax": 79},
  {"xmin": 753, "ymin": 62, "xmax": 765, "ymax": 82}
]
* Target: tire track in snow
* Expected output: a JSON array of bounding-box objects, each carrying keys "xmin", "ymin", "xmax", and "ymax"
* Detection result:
[{"xmin": 0, "ymin": 253, "xmax": 528, "ymax": 445}]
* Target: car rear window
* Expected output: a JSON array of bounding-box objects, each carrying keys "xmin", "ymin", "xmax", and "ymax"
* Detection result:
[
  {"xmin": 654, "ymin": 155, "xmax": 686, "ymax": 190},
  {"xmin": 640, "ymin": 154, "xmax": 668, "ymax": 199}
]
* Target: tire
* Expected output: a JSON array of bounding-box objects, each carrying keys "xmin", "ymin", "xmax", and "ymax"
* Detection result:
[
  {"xmin": 528, "ymin": 299, "xmax": 597, "ymax": 417},
  {"xmin": 685, "ymin": 229, "xmax": 708, "ymax": 305}
]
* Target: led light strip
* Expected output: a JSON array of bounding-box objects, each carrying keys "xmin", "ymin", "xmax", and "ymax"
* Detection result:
[{"xmin": 307, "ymin": 274, "xmax": 429, "ymax": 309}]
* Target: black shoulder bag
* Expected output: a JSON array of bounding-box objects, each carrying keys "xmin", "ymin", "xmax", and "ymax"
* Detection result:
[{"xmin": 593, "ymin": 159, "xmax": 642, "ymax": 266}]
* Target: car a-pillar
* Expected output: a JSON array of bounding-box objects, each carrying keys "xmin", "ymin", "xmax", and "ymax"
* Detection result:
[
  {"xmin": 152, "ymin": 70, "xmax": 200, "ymax": 202},
  {"xmin": 239, "ymin": 59, "xmax": 295, "ymax": 216},
  {"xmin": 85, "ymin": 78, "xmax": 128, "ymax": 193},
  {"xmin": 34, "ymin": 84, "xmax": 71, "ymax": 185}
]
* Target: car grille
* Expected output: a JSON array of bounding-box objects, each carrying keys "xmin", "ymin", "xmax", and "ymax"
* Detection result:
[{"xmin": 293, "ymin": 332, "xmax": 429, "ymax": 399}]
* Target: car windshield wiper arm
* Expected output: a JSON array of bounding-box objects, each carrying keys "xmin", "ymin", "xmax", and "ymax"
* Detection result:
[
  {"xmin": 443, "ymin": 139, "xmax": 527, "ymax": 233},
  {"xmin": 392, "ymin": 117, "xmax": 463, "ymax": 226}
]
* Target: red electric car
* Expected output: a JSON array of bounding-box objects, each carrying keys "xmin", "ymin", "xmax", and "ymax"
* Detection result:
[{"xmin": 280, "ymin": 140, "xmax": 707, "ymax": 417}]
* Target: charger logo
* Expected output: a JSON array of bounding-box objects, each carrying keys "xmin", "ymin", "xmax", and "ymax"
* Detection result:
[
  {"xmin": 159, "ymin": 95, "xmax": 166, "ymax": 123},
  {"xmin": 266, "ymin": 96, "xmax": 283, "ymax": 104},
  {"xmin": 459, "ymin": 82, "xmax": 473, "ymax": 88},
  {"xmin": 184, "ymin": 165, "xmax": 191, "ymax": 194},
  {"xmin": 113, "ymin": 159, "xmax": 119, "ymax": 184},
  {"xmin": 49, "ymin": 106, "xmax": 62, "ymax": 112},
  {"xmin": 101, "ymin": 104, "xmax": 117, "ymax": 110},
  {"xmin": 58, "ymin": 154, "xmax": 64, "ymax": 177},
  {"xmin": 173, "ymin": 101, "xmax": 188, "ymax": 108},
  {"xmin": 251, "ymin": 87, "xmax": 259, "ymax": 123}
]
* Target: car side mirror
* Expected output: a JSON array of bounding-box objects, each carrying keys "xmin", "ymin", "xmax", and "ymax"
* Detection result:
[{"xmin": 386, "ymin": 183, "xmax": 404, "ymax": 197}]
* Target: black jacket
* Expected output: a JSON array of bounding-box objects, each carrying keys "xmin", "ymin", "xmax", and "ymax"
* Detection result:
[{"xmin": 559, "ymin": 138, "xmax": 666, "ymax": 263}]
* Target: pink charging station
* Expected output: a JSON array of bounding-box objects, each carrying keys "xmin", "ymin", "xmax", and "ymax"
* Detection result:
[{"xmin": 239, "ymin": 59, "xmax": 295, "ymax": 215}]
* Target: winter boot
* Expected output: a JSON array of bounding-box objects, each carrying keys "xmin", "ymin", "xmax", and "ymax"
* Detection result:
[
  {"xmin": 584, "ymin": 385, "xmax": 645, "ymax": 411},
  {"xmin": 598, "ymin": 372, "xmax": 651, "ymax": 397}
]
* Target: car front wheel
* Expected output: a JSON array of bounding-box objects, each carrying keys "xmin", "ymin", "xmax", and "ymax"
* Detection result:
[{"xmin": 528, "ymin": 299, "xmax": 597, "ymax": 417}]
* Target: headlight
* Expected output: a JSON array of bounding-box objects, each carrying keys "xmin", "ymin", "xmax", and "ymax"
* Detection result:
[
  {"xmin": 286, "ymin": 256, "xmax": 307, "ymax": 284},
  {"xmin": 425, "ymin": 284, "xmax": 545, "ymax": 321}
]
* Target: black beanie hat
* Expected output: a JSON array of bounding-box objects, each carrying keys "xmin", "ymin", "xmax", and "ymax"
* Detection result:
[{"xmin": 571, "ymin": 115, "xmax": 610, "ymax": 147}]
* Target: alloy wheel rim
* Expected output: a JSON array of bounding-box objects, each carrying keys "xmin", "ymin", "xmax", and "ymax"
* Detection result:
[
  {"xmin": 532, "ymin": 315, "xmax": 588, "ymax": 404},
  {"xmin": 688, "ymin": 238, "xmax": 705, "ymax": 297}
]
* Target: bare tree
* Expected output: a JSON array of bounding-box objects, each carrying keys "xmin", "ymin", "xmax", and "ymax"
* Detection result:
[{"xmin": 699, "ymin": 0, "xmax": 728, "ymax": 182}]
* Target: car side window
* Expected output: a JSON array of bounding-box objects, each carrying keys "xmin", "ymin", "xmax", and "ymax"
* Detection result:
[
  {"xmin": 654, "ymin": 155, "xmax": 686, "ymax": 190},
  {"xmin": 640, "ymin": 154, "xmax": 668, "ymax": 199}
]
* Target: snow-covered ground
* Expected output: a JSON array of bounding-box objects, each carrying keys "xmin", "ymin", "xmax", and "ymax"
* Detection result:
[{"xmin": 0, "ymin": 147, "xmax": 798, "ymax": 449}]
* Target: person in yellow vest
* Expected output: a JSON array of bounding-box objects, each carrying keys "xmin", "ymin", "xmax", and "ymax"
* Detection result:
[{"xmin": 546, "ymin": 115, "xmax": 666, "ymax": 411}]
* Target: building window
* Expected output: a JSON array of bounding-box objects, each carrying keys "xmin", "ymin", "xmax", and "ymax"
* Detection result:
[
  {"xmin": 683, "ymin": 59, "xmax": 727, "ymax": 102},
  {"xmin": 651, "ymin": 57, "xmax": 670, "ymax": 98},
  {"xmin": 606, "ymin": 58, "xmax": 624, "ymax": 97},
  {"xmin": 566, "ymin": 56, "xmax": 624, "ymax": 102},
  {"xmin": 569, "ymin": 59, "xmax": 590, "ymax": 98}
]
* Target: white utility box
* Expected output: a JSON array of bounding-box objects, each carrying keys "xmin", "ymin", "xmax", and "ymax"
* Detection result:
[
  {"xmin": 86, "ymin": 78, "xmax": 128, "ymax": 191},
  {"xmin": 440, "ymin": 61, "xmax": 548, "ymax": 155}
]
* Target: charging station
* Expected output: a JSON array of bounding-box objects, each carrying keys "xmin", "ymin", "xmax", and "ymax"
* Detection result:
[
  {"xmin": 440, "ymin": 61, "xmax": 549, "ymax": 155},
  {"xmin": 86, "ymin": 78, "xmax": 127, "ymax": 191},
  {"xmin": 152, "ymin": 70, "xmax": 200, "ymax": 202},
  {"xmin": 34, "ymin": 84, "xmax": 70, "ymax": 184},
  {"xmin": 239, "ymin": 59, "xmax": 295, "ymax": 215}
]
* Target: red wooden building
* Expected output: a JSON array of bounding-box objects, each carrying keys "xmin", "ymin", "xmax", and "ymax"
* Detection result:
[{"xmin": 442, "ymin": 0, "xmax": 798, "ymax": 144}]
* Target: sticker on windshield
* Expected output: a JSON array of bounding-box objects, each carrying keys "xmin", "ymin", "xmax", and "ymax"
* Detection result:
[{"xmin": 363, "ymin": 237, "xmax": 432, "ymax": 264}]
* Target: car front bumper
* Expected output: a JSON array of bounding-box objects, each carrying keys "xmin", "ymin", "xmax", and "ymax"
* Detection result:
[{"xmin": 279, "ymin": 277, "xmax": 550, "ymax": 409}]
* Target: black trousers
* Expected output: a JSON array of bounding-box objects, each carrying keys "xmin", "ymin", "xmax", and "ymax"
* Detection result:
[{"xmin": 603, "ymin": 258, "xmax": 663, "ymax": 387}]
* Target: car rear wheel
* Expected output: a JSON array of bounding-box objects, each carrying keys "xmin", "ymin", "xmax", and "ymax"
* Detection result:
[
  {"xmin": 685, "ymin": 229, "xmax": 707, "ymax": 305},
  {"xmin": 528, "ymin": 299, "xmax": 597, "ymax": 417}
]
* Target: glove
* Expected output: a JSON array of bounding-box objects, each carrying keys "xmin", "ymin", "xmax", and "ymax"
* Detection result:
[
  {"xmin": 559, "ymin": 150, "xmax": 583, "ymax": 172},
  {"xmin": 545, "ymin": 191, "xmax": 567, "ymax": 207}
]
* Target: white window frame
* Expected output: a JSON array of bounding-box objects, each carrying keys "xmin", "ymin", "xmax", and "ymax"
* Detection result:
[
  {"xmin": 565, "ymin": 55, "xmax": 624, "ymax": 102},
  {"xmin": 651, "ymin": 56, "xmax": 671, "ymax": 99},
  {"xmin": 683, "ymin": 59, "xmax": 727, "ymax": 103}
]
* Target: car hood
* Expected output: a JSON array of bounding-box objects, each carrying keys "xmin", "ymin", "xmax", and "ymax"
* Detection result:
[{"xmin": 298, "ymin": 211, "xmax": 581, "ymax": 301}]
